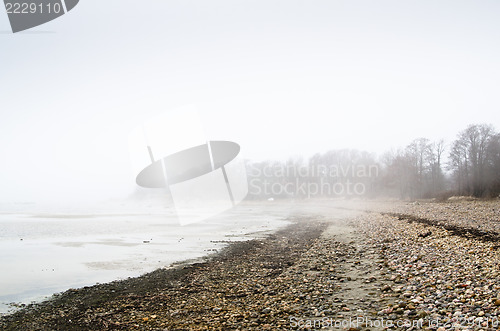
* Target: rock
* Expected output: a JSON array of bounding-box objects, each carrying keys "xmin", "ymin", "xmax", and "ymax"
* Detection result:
[
  {"xmin": 261, "ymin": 308, "xmax": 271, "ymax": 314},
  {"xmin": 418, "ymin": 231, "xmax": 432, "ymax": 238},
  {"xmin": 417, "ymin": 310, "xmax": 427, "ymax": 318}
]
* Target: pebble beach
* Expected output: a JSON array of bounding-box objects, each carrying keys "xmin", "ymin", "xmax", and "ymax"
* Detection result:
[
  {"xmin": 356, "ymin": 199, "xmax": 500, "ymax": 330},
  {"xmin": 1, "ymin": 199, "xmax": 499, "ymax": 330}
]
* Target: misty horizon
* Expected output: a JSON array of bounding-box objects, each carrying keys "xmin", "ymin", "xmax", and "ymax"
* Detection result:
[
  {"xmin": 1, "ymin": 120, "xmax": 498, "ymax": 205},
  {"xmin": 2, "ymin": 1, "xmax": 500, "ymax": 204}
]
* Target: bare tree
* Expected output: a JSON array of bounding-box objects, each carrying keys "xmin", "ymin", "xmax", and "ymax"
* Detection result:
[
  {"xmin": 449, "ymin": 124, "xmax": 497, "ymax": 197},
  {"xmin": 405, "ymin": 138, "xmax": 433, "ymax": 198},
  {"xmin": 486, "ymin": 133, "xmax": 500, "ymax": 195},
  {"xmin": 429, "ymin": 139, "xmax": 446, "ymax": 194},
  {"xmin": 381, "ymin": 138, "xmax": 445, "ymax": 199}
]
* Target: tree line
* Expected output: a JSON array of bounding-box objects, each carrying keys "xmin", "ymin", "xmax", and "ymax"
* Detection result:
[{"xmin": 246, "ymin": 123, "xmax": 500, "ymax": 200}]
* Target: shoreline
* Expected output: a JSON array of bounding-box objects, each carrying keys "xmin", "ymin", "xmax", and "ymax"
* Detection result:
[
  {"xmin": 0, "ymin": 202, "xmax": 292, "ymax": 315},
  {"xmin": 0, "ymin": 215, "xmax": 332, "ymax": 330},
  {"xmin": 2, "ymin": 200, "xmax": 500, "ymax": 330}
]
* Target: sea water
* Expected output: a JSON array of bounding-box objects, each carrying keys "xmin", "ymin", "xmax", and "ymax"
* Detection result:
[{"xmin": 0, "ymin": 200, "xmax": 291, "ymax": 314}]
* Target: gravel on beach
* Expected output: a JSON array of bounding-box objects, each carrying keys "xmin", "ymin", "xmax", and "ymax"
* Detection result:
[
  {"xmin": 348, "ymin": 198, "xmax": 500, "ymax": 330},
  {"xmin": 1, "ymin": 199, "xmax": 500, "ymax": 330}
]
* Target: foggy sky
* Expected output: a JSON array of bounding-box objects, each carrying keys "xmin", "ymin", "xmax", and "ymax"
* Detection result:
[{"xmin": 1, "ymin": 0, "xmax": 500, "ymax": 203}]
